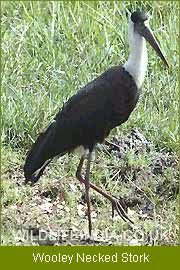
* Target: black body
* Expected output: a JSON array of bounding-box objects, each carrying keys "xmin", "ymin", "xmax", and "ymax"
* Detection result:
[{"xmin": 24, "ymin": 65, "xmax": 139, "ymax": 183}]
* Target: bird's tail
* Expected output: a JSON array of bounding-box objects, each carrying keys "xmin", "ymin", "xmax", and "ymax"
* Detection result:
[{"xmin": 24, "ymin": 122, "xmax": 61, "ymax": 184}]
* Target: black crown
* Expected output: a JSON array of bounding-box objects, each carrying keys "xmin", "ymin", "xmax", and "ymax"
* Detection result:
[{"xmin": 131, "ymin": 11, "xmax": 148, "ymax": 23}]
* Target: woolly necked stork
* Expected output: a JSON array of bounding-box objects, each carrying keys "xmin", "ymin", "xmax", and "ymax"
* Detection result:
[{"xmin": 24, "ymin": 11, "xmax": 169, "ymax": 238}]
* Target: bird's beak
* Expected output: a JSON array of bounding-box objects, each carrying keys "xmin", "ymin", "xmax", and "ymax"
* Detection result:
[{"xmin": 138, "ymin": 24, "xmax": 169, "ymax": 68}]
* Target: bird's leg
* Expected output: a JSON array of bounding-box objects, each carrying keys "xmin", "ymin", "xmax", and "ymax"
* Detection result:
[
  {"xmin": 112, "ymin": 204, "xmax": 115, "ymax": 219},
  {"xmin": 76, "ymin": 154, "xmax": 93, "ymax": 239},
  {"xmin": 84, "ymin": 152, "xmax": 93, "ymax": 239},
  {"xmin": 76, "ymin": 160, "xmax": 133, "ymax": 224},
  {"xmin": 76, "ymin": 156, "xmax": 85, "ymax": 184}
]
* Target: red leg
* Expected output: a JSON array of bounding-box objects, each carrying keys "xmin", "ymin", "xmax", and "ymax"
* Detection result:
[
  {"xmin": 76, "ymin": 157, "xmax": 133, "ymax": 225},
  {"xmin": 84, "ymin": 152, "xmax": 93, "ymax": 238}
]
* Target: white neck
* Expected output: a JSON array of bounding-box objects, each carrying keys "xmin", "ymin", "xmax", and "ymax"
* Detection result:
[{"xmin": 124, "ymin": 21, "xmax": 148, "ymax": 89}]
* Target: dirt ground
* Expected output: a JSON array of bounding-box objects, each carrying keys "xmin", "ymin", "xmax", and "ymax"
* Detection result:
[{"xmin": 2, "ymin": 129, "xmax": 179, "ymax": 246}]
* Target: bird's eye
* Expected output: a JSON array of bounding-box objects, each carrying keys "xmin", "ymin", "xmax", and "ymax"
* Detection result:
[{"xmin": 137, "ymin": 21, "xmax": 144, "ymax": 27}]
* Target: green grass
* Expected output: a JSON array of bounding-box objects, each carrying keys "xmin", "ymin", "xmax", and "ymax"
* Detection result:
[{"xmin": 1, "ymin": 1, "xmax": 179, "ymax": 246}]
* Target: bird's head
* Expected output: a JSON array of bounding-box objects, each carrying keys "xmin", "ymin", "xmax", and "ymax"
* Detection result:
[{"xmin": 127, "ymin": 10, "xmax": 169, "ymax": 67}]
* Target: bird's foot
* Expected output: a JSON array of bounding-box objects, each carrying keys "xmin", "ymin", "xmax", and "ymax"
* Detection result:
[{"xmin": 111, "ymin": 196, "xmax": 134, "ymax": 224}]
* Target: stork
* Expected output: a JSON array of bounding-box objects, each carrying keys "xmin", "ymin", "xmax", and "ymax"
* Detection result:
[{"xmin": 24, "ymin": 11, "xmax": 168, "ymax": 239}]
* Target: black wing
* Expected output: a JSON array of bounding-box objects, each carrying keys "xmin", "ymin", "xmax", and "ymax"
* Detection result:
[
  {"xmin": 54, "ymin": 65, "xmax": 138, "ymax": 152},
  {"xmin": 24, "ymin": 65, "xmax": 138, "ymax": 183}
]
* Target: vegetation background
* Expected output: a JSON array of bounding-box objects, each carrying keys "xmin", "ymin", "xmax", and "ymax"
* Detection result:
[{"xmin": 1, "ymin": 1, "xmax": 179, "ymax": 245}]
